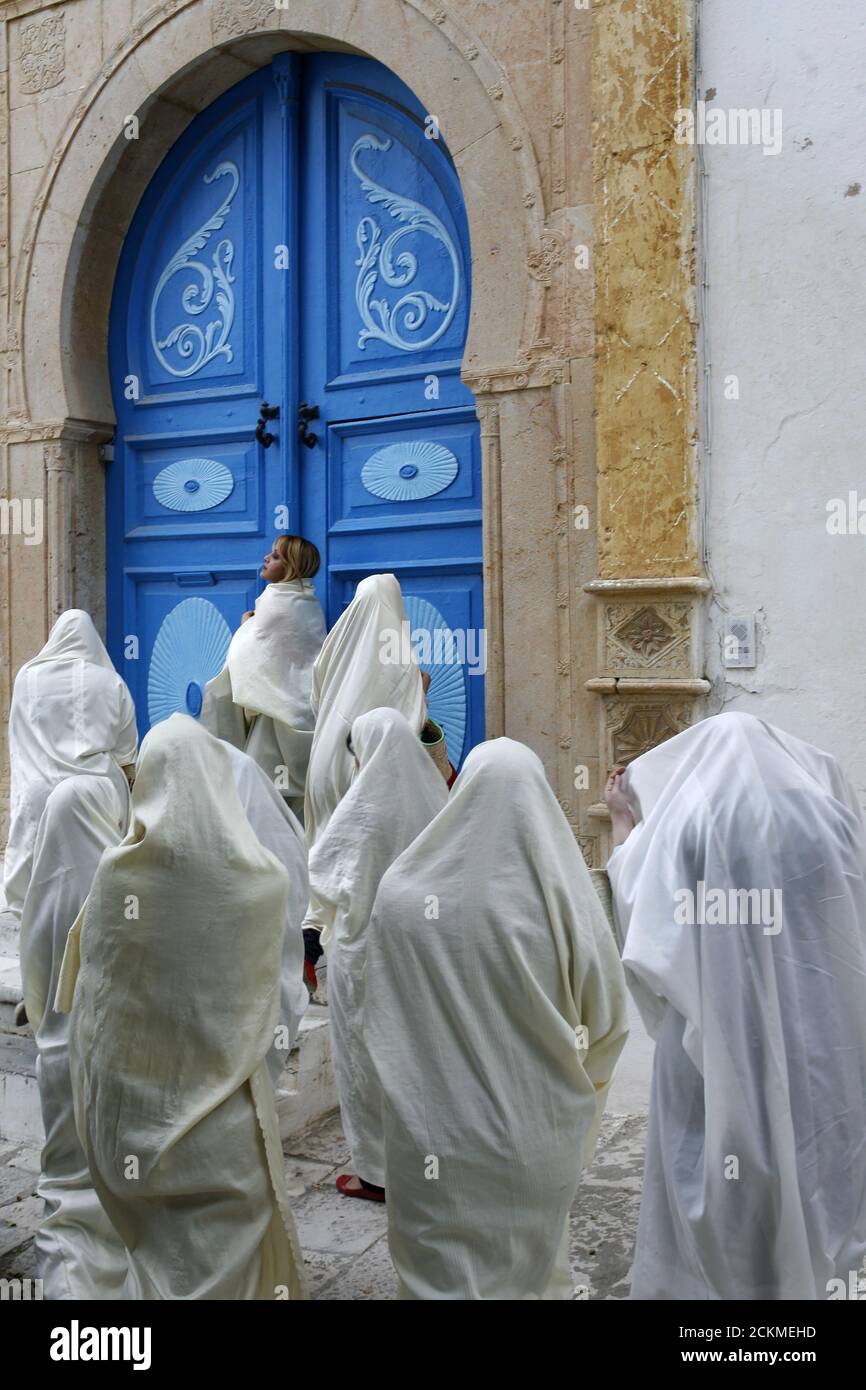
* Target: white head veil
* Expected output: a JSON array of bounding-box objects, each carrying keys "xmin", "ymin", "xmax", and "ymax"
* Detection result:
[
  {"xmin": 58, "ymin": 715, "xmax": 307, "ymax": 1301},
  {"xmin": 303, "ymin": 574, "xmax": 426, "ymax": 931},
  {"xmin": 4, "ymin": 610, "xmax": 137, "ymax": 921},
  {"xmin": 21, "ymin": 775, "xmax": 127, "ymax": 1033},
  {"xmin": 308, "ymin": 707, "xmax": 449, "ymax": 1186},
  {"xmin": 309, "ymin": 706, "xmax": 448, "ymax": 947},
  {"xmin": 609, "ymin": 711, "xmax": 866, "ymax": 1299},
  {"xmin": 364, "ymin": 738, "xmax": 629, "ymax": 1299},
  {"xmin": 24, "ymin": 609, "xmax": 120, "ymax": 670}
]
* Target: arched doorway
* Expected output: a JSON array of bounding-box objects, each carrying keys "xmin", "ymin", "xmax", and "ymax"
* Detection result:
[{"xmin": 108, "ymin": 51, "xmax": 483, "ymax": 768}]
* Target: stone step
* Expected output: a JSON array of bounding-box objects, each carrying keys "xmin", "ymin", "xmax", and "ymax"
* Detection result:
[
  {"xmin": 0, "ymin": 1028, "xmax": 40, "ymax": 1148},
  {"xmin": 0, "ymin": 1001, "xmax": 337, "ymax": 1148},
  {"xmin": 276, "ymin": 1004, "xmax": 339, "ymax": 1141}
]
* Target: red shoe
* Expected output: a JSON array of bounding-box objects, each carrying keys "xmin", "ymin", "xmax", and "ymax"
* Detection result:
[{"xmin": 336, "ymin": 1174, "xmax": 386, "ymax": 1203}]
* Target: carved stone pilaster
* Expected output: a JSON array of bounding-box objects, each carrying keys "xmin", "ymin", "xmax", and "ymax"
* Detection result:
[
  {"xmin": 43, "ymin": 438, "xmax": 76, "ymax": 621},
  {"xmin": 475, "ymin": 395, "xmax": 504, "ymax": 738}
]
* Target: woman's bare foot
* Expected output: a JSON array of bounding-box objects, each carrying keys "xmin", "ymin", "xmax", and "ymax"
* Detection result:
[{"xmin": 605, "ymin": 768, "xmax": 636, "ymax": 848}]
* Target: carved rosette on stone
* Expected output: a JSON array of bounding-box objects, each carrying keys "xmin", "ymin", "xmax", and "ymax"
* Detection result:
[
  {"xmin": 18, "ymin": 11, "xmax": 66, "ymax": 96},
  {"xmin": 583, "ymin": 577, "xmax": 712, "ymax": 857},
  {"xmin": 212, "ymin": 0, "xmax": 279, "ymax": 42}
]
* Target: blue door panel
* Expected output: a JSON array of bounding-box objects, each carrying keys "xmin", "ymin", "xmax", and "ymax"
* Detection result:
[
  {"xmin": 301, "ymin": 54, "xmax": 483, "ymax": 764},
  {"xmin": 326, "ymin": 89, "xmax": 469, "ymax": 386},
  {"xmin": 122, "ymin": 431, "xmax": 263, "ymax": 539},
  {"xmin": 122, "ymin": 567, "xmax": 260, "ymax": 724},
  {"xmin": 109, "ymin": 63, "xmax": 295, "ymax": 725},
  {"xmin": 109, "ymin": 53, "xmax": 484, "ymax": 762},
  {"xmin": 126, "ymin": 96, "xmax": 264, "ymax": 402},
  {"xmin": 327, "ymin": 410, "xmax": 480, "ymax": 531}
]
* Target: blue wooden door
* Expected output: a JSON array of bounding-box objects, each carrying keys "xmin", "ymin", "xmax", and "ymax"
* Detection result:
[
  {"xmin": 109, "ymin": 54, "xmax": 483, "ymax": 767},
  {"xmin": 299, "ymin": 55, "xmax": 483, "ymax": 769}
]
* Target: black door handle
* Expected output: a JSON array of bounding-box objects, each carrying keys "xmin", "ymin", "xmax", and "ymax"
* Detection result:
[
  {"xmin": 256, "ymin": 401, "xmax": 279, "ymax": 449},
  {"xmin": 298, "ymin": 401, "xmax": 319, "ymax": 449}
]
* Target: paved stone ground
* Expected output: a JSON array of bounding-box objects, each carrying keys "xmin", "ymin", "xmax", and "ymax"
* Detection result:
[{"xmin": 0, "ymin": 1106, "xmax": 646, "ymax": 1299}]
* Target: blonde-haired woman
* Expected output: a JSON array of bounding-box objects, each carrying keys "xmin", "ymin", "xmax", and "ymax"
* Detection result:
[{"xmin": 200, "ymin": 534, "xmax": 326, "ymax": 820}]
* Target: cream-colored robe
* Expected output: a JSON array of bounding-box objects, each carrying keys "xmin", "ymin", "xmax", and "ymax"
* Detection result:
[
  {"xmin": 57, "ymin": 715, "xmax": 308, "ymax": 1302},
  {"xmin": 223, "ymin": 741, "xmax": 309, "ymax": 1083},
  {"xmin": 308, "ymin": 708, "xmax": 448, "ymax": 1185},
  {"xmin": 200, "ymin": 579, "xmax": 326, "ymax": 818},
  {"xmin": 364, "ymin": 738, "xmax": 629, "ymax": 1299},
  {"xmin": 4, "ymin": 609, "xmax": 137, "ymax": 922},
  {"xmin": 609, "ymin": 711, "xmax": 866, "ymax": 1300},
  {"xmin": 303, "ymin": 574, "xmax": 425, "ymax": 934},
  {"xmin": 20, "ymin": 774, "xmax": 130, "ymax": 1300}
]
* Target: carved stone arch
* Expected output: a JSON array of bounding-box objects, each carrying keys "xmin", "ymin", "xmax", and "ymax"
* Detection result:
[
  {"xmin": 2, "ymin": 0, "xmax": 575, "ymax": 835},
  {"xmin": 13, "ymin": 0, "xmax": 543, "ymax": 426}
]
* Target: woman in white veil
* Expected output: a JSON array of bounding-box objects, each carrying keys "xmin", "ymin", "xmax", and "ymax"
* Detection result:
[
  {"xmin": 57, "ymin": 715, "xmax": 307, "ymax": 1301},
  {"xmin": 200, "ymin": 535, "xmax": 325, "ymax": 821},
  {"xmin": 308, "ymin": 707, "xmax": 448, "ymax": 1199},
  {"xmin": 302, "ymin": 574, "xmax": 425, "ymax": 947},
  {"xmin": 606, "ymin": 711, "xmax": 866, "ymax": 1300},
  {"xmin": 221, "ymin": 737, "xmax": 309, "ymax": 1086},
  {"xmin": 20, "ymin": 775, "xmax": 130, "ymax": 1299},
  {"xmin": 4, "ymin": 610, "xmax": 137, "ymax": 922},
  {"xmin": 364, "ymin": 738, "xmax": 628, "ymax": 1299}
]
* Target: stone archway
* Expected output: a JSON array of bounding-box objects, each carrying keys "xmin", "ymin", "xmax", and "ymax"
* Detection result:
[{"xmin": 3, "ymin": 0, "xmax": 584, "ymax": 834}]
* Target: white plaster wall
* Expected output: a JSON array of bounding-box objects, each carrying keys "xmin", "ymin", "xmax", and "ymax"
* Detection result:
[{"xmin": 700, "ymin": 0, "xmax": 866, "ymax": 799}]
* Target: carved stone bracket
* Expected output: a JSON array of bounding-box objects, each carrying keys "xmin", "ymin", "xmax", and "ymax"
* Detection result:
[
  {"xmin": 583, "ymin": 574, "xmax": 711, "ymax": 850},
  {"xmin": 463, "ymin": 358, "xmax": 567, "ymax": 395},
  {"xmin": 603, "ymin": 694, "xmax": 697, "ymax": 767},
  {"xmin": 585, "ymin": 576, "xmax": 711, "ymax": 682},
  {"xmin": 3, "ymin": 417, "xmax": 113, "ymax": 447}
]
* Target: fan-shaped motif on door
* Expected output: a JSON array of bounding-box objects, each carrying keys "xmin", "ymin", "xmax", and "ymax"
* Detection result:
[
  {"xmin": 152, "ymin": 458, "xmax": 235, "ymax": 512},
  {"xmin": 147, "ymin": 597, "xmax": 231, "ymax": 727},
  {"xmin": 361, "ymin": 440, "xmax": 458, "ymax": 503},
  {"xmin": 404, "ymin": 593, "xmax": 467, "ymax": 767}
]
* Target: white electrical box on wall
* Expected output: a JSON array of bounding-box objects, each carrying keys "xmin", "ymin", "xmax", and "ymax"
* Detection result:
[{"xmin": 722, "ymin": 616, "xmax": 757, "ymax": 669}]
